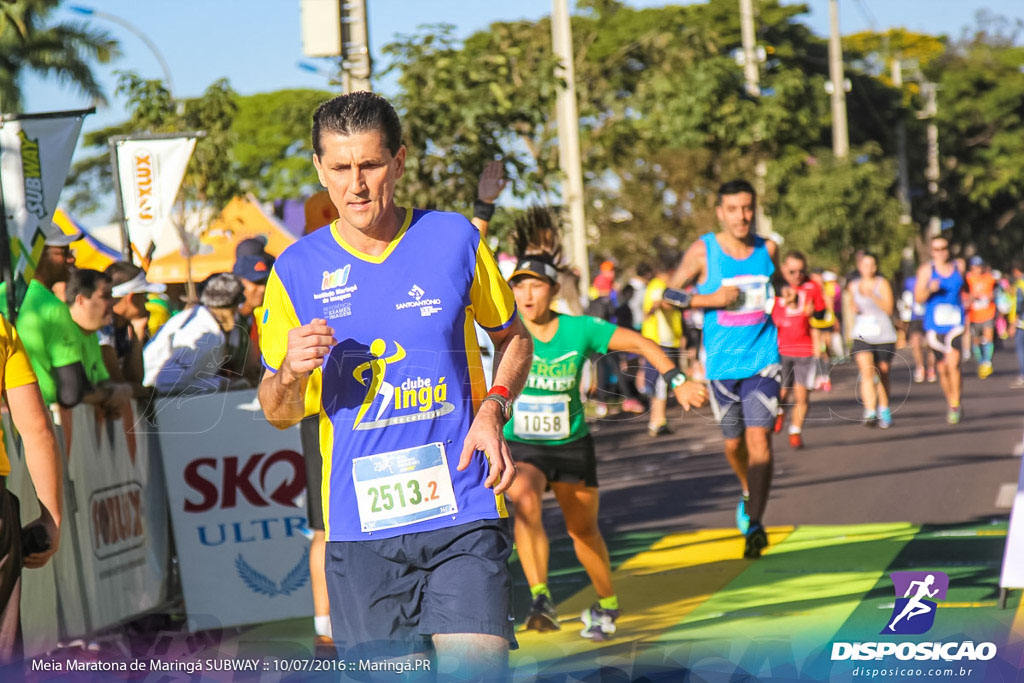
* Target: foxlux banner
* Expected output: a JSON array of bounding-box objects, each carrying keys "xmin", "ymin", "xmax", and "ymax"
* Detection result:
[
  {"xmin": 115, "ymin": 137, "xmax": 195, "ymax": 254},
  {"xmin": 154, "ymin": 389, "xmax": 313, "ymax": 631},
  {"xmin": 0, "ymin": 111, "xmax": 87, "ymax": 293}
]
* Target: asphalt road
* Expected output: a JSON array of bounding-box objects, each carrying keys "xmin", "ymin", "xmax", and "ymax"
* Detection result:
[{"xmin": 569, "ymin": 346, "xmax": 1023, "ymax": 538}]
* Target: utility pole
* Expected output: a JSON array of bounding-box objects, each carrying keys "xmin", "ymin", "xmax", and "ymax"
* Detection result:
[
  {"xmin": 299, "ymin": 0, "xmax": 370, "ymax": 93},
  {"xmin": 891, "ymin": 56, "xmax": 912, "ymax": 224},
  {"xmin": 739, "ymin": 0, "xmax": 760, "ymax": 97},
  {"xmin": 343, "ymin": 0, "xmax": 372, "ymax": 92},
  {"xmin": 919, "ymin": 81, "xmax": 941, "ymax": 237},
  {"xmin": 738, "ymin": 0, "xmax": 771, "ymax": 235},
  {"xmin": 827, "ymin": 0, "xmax": 849, "ymax": 159},
  {"xmin": 551, "ymin": 0, "xmax": 590, "ymax": 292}
]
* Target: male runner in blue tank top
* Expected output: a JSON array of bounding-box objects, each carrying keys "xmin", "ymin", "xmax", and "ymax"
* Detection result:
[
  {"xmin": 914, "ymin": 235, "xmax": 967, "ymax": 424},
  {"xmin": 666, "ymin": 180, "xmax": 780, "ymax": 559}
]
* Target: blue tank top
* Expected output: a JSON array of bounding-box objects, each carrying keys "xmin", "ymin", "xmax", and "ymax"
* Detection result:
[
  {"xmin": 697, "ymin": 233, "xmax": 780, "ymax": 379},
  {"xmin": 923, "ymin": 264, "xmax": 965, "ymax": 334}
]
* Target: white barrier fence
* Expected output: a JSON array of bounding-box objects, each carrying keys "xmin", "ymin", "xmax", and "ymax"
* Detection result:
[
  {"xmin": 4, "ymin": 388, "xmax": 312, "ymax": 653},
  {"xmin": 150, "ymin": 390, "xmax": 312, "ymax": 631}
]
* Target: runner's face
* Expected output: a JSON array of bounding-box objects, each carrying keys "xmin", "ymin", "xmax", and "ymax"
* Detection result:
[
  {"xmin": 782, "ymin": 257, "xmax": 805, "ymax": 287},
  {"xmin": 76, "ymin": 280, "xmax": 113, "ymax": 331},
  {"xmin": 313, "ymin": 130, "xmax": 406, "ymax": 235},
  {"xmin": 715, "ymin": 192, "xmax": 755, "ymax": 240},
  {"xmin": 40, "ymin": 246, "xmax": 74, "ymax": 282},
  {"xmin": 511, "ymin": 276, "xmax": 556, "ymax": 323},
  {"xmin": 931, "ymin": 240, "xmax": 949, "ymax": 265},
  {"xmin": 240, "ymin": 278, "xmax": 265, "ymax": 316},
  {"xmin": 857, "ymin": 256, "xmax": 877, "ymax": 279}
]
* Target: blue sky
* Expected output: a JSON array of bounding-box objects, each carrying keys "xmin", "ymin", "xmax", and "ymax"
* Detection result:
[
  {"xmin": 24, "ymin": 0, "xmax": 1022, "ymax": 126},
  {"xmin": 19, "ymin": 0, "xmax": 1023, "ymax": 223}
]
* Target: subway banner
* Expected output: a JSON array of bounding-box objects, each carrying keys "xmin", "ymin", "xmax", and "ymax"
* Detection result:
[
  {"xmin": 153, "ymin": 389, "xmax": 314, "ymax": 630},
  {"xmin": 0, "ymin": 110, "xmax": 89, "ymax": 300},
  {"xmin": 114, "ymin": 136, "xmax": 196, "ymax": 255}
]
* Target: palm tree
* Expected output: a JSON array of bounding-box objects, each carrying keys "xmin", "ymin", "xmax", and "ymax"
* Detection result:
[{"xmin": 0, "ymin": 0, "xmax": 119, "ymax": 112}]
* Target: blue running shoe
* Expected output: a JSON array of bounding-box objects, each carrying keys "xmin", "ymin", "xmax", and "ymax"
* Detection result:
[
  {"xmin": 736, "ymin": 497, "xmax": 750, "ymax": 535},
  {"xmin": 878, "ymin": 406, "xmax": 892, "ymax": 429}
]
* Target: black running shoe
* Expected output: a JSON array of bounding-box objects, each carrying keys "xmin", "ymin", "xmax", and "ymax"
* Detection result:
[
  {"xmin": 744, "ymin": 523, "xmax": 768, "ymax": 559},
  {"xmin": 525, "ymin": 593, "xmax": 560, "ymax": 632}
]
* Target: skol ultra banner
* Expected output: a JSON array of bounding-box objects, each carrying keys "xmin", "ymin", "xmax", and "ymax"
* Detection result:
[
  {"xmin": 114, "ymin": 136, "xmax": 196, "ymax": 255},
  {"xmin": 0, "ymin": 110, "xmax": 88, "ymax": 298}
]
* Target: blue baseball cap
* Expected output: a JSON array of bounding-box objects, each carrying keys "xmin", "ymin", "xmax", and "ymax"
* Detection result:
[
  {"xmin": 969, "ymin": 256, "xmax": 984, "ymax": 267},
  {"xmin": 232, "ymin": 253, "xmax": 274, "ymax": 283}
]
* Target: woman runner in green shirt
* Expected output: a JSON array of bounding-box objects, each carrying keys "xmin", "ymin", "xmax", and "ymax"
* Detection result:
[{"xmin": 505, "ymin": 209, "xmax": 707, "ymax": 640}]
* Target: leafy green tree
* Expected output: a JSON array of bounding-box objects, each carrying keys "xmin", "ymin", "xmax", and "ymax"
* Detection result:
[
  {"xmin": 66, "ymin": 72, "xmax": 239, "ymax": 219},
  {"xmin": 772, "ymin": 145, "xmax": 908, "ymax": 276},
  {"xmin": 929, "ymin": 20, "xmax": 1024, "ymax": 261},
  {"xmin": 0, "ymin": 0, "xmax": 118, "ymax": 111},
  {"xmin": 232, "ymin": 88, "xmax": 333, "ymax": 200}
]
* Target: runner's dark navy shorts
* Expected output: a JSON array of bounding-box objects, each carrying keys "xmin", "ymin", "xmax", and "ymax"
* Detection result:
[
  {"xmin": 709, "ymin": 371, "xmax": 781, "ymax": 439},
  {"xmin": 325, "ymin": 518, "xmax": 517, "ymax": 658}
]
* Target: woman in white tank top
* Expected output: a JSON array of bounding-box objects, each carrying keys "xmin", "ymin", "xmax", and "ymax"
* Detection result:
[{"xmin": 848, "ymin": 252, "xmax": 897, "ymax": 428}]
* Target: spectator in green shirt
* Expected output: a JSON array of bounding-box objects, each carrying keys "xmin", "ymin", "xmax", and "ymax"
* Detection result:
[
  {"xmin": 0, "ymin": 231, "xmax": 89, "ymax": 407},
  {"xmin": 64, "ymin": 269, "xmax": 132, "ymax": 418}
]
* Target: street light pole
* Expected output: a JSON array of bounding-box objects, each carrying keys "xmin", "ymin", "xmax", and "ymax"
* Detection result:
[
  {"xmin": 551, "ymin": 0, "xmax": 590, "ymax": 294},
  {"xmin": 68, "ymin": 5, "xmax": 175, "ymax": 96},
  {"xmin": 827, "ymin": 0, "xmax": 850, "ymax": 159}
]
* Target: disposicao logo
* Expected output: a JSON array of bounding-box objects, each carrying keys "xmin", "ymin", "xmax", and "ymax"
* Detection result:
[
  {"xmin": 831, "ymin": 570, "xmax": 997, "ymax": 663},
  {"xmin": 883, "ymin": 571, "xmax": 948, "ymax": 635}
]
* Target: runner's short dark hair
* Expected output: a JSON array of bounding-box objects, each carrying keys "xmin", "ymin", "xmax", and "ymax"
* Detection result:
[
  {"xmin": 783, "ymin": 250, "xmax": 807, "ymax": 265},
  {"xmin": 104, "ymin": 261, "xmax": 143, "ymax": 288},
  {"xmin": 65, "ymin": 268, "xmax": 110, "ymax": 305},
  {"xmin": 312, "ymin": 91, "xmax": 403, "ymax": 157},
  {"xmin": 716, "ymin": 179, "xmax": 757, "ymax": 204}
]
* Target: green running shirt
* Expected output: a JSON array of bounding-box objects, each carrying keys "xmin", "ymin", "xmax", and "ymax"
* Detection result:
[
  {"xmin": 505, "ymin": 314, "xmax": 617, "ymax": 447},
  {"xmin": 0, "ymin": 280, "xmax": 83, "ymax": 404}
]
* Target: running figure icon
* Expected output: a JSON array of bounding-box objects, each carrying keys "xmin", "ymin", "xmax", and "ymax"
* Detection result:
[{"xmin": 887, "ymin": 574, "xmax": 939, "ymax": 632}]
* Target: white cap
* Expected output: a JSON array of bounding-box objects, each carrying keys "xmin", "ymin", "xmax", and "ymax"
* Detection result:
[
  {"xmin": 44, "ymin": 226, "xmax": 83, "ymax": 247},
  {"xmin": 111, "ymin": 272, "xmax": 167, "ymax": 298}
]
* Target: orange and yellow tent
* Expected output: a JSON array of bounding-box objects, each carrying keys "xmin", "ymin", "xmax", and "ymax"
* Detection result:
[
  {"xmin": 52, "ymin": 209, "xmax": 123, "ymax": 272},
  {"xmin": 146, "ymin": 195, "xmax": 296, "ymax": 284}
]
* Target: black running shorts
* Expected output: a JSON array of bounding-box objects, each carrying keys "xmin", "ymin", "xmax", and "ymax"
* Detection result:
[
  {"xmin": 325, "ymin": 518, "xmax": 516, "ymax": 659},
  {"xmin": 509, "ymin": 434, "xmax": 598, "ymax": 488}
]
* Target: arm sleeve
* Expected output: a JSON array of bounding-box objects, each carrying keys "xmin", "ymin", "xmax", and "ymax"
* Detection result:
[
  {"xmin": 586, "ymin": 315, "xmax": 618, "ymax": 355},
  {"xmin": 469, "ymin": 239, "xmax": 517, "ymax": 331},
  {"xmin": 3, "ymin": 320, "xmax": 37, "ymax": 390},
  {"xmin": 259, "ymin": 268, "xmax": 301, "ymax": 373},
  {"xmin": 55, "ymin": 362, "xmax": 88, "ymax": 408}
]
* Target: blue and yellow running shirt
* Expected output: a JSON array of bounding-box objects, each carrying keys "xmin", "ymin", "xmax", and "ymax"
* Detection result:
[{"xmin": 260, "ymin": 209, "xmax": 517, "ymax": 541}]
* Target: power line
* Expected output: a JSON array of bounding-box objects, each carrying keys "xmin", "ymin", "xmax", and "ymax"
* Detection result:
[{"xmin": 853, "ymin": 0, "xmax": 878, "ymax": 31}]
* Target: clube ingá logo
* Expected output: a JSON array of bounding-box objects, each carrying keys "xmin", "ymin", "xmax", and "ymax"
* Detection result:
[{"xmin": 883, "ymin": 571, "xmax": 949, "ymax": 635}]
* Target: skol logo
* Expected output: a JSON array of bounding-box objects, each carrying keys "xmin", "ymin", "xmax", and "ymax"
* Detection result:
[
  {"xmin": 182, "ymin": 450, "xmax": 306, "ymax": 513},
  {"xmin": 132, "ymin": 149, "xmax": 155, "ymax": 224},
  {"xmin": 90, "ymin": 482, "xmax": 145, "ymax": 559}
]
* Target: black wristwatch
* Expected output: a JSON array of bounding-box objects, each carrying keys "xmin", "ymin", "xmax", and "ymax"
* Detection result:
[
  {"xmin": 662, "ymin": 369, "xmax": 687, "ymax": 389},
  {"xmin": 480, "ymin": 386, "xmax": 513, "ymax": 423}
]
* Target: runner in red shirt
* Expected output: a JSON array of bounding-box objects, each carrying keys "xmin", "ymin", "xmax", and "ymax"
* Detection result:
[{"xmin": 771, "ymin": 251, "xmax": 826, "ymax": 448}]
